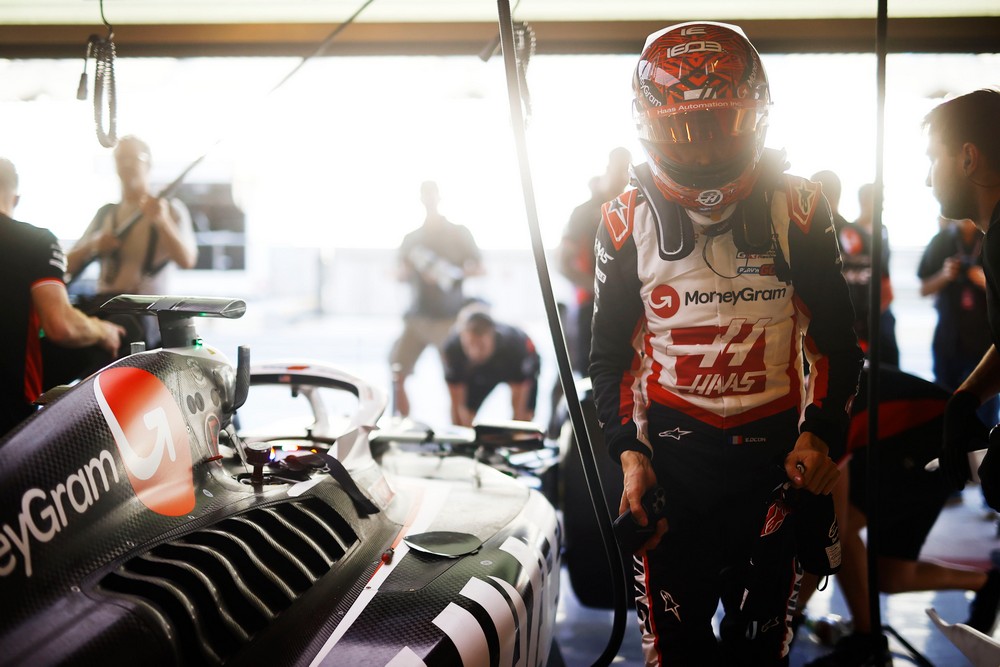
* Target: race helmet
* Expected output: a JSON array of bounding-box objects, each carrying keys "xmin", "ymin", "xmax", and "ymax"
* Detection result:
[{"xmin": 633, "ymin": 22, "xmax": 771, "ymax": 215}]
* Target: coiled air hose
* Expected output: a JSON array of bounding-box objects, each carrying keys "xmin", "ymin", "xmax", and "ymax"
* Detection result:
[{"xmin": 77, "ymin": 0, "xmax": 117, "ymax": 148}]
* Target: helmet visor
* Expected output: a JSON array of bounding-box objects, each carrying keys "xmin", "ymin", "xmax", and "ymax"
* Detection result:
[
  {"xmin": 637, "ymin": 104, "xmax": 765, "ymax": 189},
  {"xmin": 637, "ymin": 101, "xmax": 763, "ymax": 141}
]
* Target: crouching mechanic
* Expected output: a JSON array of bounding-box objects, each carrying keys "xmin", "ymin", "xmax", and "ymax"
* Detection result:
[
  {"xmin": 589, "ymin": 22, "xmax": 864, "ymax": 666},
  {"xmin": 799, "ymin": 366, "xmax": 1000, "ymax": 667},
  {"xmin": 443, "ymin": 304, "xmax": 540, "ymax": 427}
]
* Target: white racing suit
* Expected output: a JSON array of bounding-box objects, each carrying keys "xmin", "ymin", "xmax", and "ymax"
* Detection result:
[{"xmin": 590, "ymin": 154, "xmax": 863, "ymax": 666}]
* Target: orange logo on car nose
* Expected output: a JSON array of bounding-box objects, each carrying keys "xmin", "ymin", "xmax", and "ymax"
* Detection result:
[{"xmin": 95, "ymin": 367, "xmax": 195, "ymax": 516}]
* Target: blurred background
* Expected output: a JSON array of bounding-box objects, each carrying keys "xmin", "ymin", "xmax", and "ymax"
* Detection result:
[
  {"xmin": 3, "ymin": 4, "xmax": 1000, "ymax": 664},
  {"xmin": 0, "ymin": 0, "xmax": 998, "ymax": 426}
]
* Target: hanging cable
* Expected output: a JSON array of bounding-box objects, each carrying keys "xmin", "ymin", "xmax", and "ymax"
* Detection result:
[
  {"xmin": 479, "ymin": 0, "xmax": 523, "ymax": 62},
  {"xmin": 91, "ymin": 35, "xmax": 117, "ymax": 148},
  {"xmin": 865, "ymin": 0, "xmax": 888, "ymax": 641},
  {"xmin": 77, "ymin": 0, "xmax": 117, "ymax": 148},
  {"xmin": 262, "ymin": 0, "xmax": 377, "ymax": 96},
  {"xmin": 862, "ymin": 3, "xmax": 930, "ymax": 665},
  {"xmin": 512, "ymin": 21, "xmax": 535, "ymax": 123},
  {"xmin": 75, "ymin": 40, "xmax": 91, "ymax": 101},
  {"xmin": 495, "ymin": 1, "xmax": 627, "ymax": 665},
  {"xmin": 479, "ymin": 1, "xmax": 533, "ymax": 122},
  {"xmin": 66, "ymin": 0, "xmax": 379, "ymax": 285}
]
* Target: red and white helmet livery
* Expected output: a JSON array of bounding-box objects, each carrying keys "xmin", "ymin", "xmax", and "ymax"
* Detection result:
[{"xmin": 633, "ymin": 22, "xmax": 771, "ymax": 215}]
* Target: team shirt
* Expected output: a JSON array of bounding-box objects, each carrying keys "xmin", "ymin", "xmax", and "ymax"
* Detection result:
[
  {"xmin": 443, "ymin": 323, "xmax": 540, "ymax": 411},
  {"xmin": 0, "ymin": 215, "xmax": 66, "ymax": 435}
]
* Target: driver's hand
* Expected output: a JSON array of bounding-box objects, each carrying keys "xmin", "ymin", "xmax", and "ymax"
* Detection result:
[
  {"xmin": 784, "ymin": 432, "xmax": 839, "ymax": 495},
  {"xmin": 619, "ymin": 450, "xmax": 668, "ymax": 552}
]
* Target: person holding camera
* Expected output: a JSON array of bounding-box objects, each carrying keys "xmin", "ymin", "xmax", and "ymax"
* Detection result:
[
  {"xmin": 918, "ymin": 216, "xmax": 999, "ymax": 427},
  {"xmin": 389, "ymin": 181, "xmax": 483, "ymax": 418}
]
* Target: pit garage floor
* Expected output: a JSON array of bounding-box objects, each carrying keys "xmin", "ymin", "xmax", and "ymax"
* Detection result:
[{"xmin": 555, "ymin": 486, "xmax": 999, "ymax": 667}]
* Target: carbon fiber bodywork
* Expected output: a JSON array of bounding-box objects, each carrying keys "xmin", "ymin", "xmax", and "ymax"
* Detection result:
[{"xmin": 0, "ymin": 303, "xmax": 561, "ymax": 666}]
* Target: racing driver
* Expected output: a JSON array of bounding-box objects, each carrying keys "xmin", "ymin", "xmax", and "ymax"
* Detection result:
[{"xmin": 589, "ymin": 22, "xmax": 864, "ymax": 666}]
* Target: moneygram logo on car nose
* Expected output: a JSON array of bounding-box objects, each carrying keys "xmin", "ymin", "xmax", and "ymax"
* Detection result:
[
  {"xmin": 94, "ymin": 367, "xmax": 195, "ymax": 516},
  {"xmin": 650, "ymin": 284, "xmax": 681, "ymax": 319}
]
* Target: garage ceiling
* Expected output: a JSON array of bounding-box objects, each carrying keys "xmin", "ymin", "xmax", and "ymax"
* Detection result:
[{"xmin": 1, "ymin": 0, "xmax": 999, "ymax": 57}]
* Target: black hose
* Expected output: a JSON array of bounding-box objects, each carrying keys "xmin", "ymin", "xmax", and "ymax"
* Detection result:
[
  {"xmin": 494, "ymin": 2, "xmax": 629, "ymax": 665},
  {"xmin": 87, "ymin": 34, "xmax": 117, "ymax": 148},
  {"xmin": 864, "ymin": 5, "xmax": 930, "ymax": 666},
  {"xmin": 76, "ymin": 0, "xmax": 117, "ymax": 148},
  {"xmin": 865, "ymin": 0, "xmax": 888, "ymax": 638}
]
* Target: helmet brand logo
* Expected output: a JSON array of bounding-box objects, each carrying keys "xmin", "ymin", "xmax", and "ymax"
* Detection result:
[{"xmin": 667, "ymin": 41, "xmax": 722, "ymax": 58}]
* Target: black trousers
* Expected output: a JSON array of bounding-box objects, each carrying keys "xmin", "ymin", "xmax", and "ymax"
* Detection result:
[{"xmin": 634, "ymin": 405, "xmax": 801, "ymax": 666}]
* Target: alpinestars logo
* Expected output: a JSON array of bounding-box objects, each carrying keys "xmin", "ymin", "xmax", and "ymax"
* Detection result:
[
  {"xmin": 602, "ymin": 191, "xmax": 636, "ymax": 251},
  {"xmin": 95, "ymin": 368, "xmax": 195, "ymax": 516},
  {"xmin": 672, "ymin": 318, "xmax": 769, "ymax": 396},
  {"xmin": 660, "ymin": 590, "xmax": 682, "ymax": 621}
]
